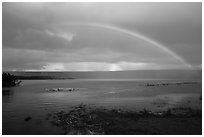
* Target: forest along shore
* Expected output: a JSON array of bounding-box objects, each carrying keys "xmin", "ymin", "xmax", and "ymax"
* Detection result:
[{"xmin": 45, "ymin": 104, "xmax": 201, "ymax": 135}]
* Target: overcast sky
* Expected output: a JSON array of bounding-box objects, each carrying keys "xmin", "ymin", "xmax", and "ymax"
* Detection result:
[{"xmin": 2, "ymin": 2, "xmax": 202, "ymax": 71}]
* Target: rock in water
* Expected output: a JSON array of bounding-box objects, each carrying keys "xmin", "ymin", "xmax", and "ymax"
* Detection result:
[{"xmin": 24, "ymin": 116, "xmax": 32, "ymax": 122}]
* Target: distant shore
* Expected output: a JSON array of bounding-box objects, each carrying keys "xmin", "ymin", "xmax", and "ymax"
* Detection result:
[
  {"xmin": 14, "ymin": 76, "xmax": 75, "ymax": 80},
  {"xmin": 5, "ymin": 69, "xmax": 202, "ymax": 80}
]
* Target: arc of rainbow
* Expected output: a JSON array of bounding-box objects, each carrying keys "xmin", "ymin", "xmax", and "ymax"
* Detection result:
[{"xmin": 55, "ymin": 22, "xmax": 191, "ymax": 68}]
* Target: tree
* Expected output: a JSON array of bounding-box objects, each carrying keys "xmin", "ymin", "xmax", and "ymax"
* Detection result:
[{"xmin": 2, "ymin": 73, "xmax": 21, "ymax": 87}]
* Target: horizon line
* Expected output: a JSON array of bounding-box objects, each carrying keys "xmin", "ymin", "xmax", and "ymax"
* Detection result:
[{"xmin": 3, "ymin": 69, "xmax": 202, "ymax": 73}]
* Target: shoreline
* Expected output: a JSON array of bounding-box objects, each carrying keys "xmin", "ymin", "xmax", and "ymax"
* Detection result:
[
  {"xmin": 47, "ymin": 104, "xmax": 202, "ymax": 135},
  {"xmin": 3, "ymin": 79, "xmax": 202, "ymax": 135}
]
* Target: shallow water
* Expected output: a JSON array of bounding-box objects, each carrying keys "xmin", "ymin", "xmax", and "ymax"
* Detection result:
[{"xmin": 2, "ymin": 79, "xmax": 202, "ymax": 134}]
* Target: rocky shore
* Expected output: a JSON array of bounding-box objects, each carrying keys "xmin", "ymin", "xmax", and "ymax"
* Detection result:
[{"xmin": 46, "ymin": 104, "xmax": 202, "ymax": 135}]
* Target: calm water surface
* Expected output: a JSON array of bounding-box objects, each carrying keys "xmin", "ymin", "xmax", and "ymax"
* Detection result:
[{"xmin": 2, "ymin": 79, "xmax": 202, "ymax": 134}]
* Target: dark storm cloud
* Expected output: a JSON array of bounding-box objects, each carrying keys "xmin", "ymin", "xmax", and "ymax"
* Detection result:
[{"xmin": 2, "ymin": 2, "xmax": 202, "ymax": 71}]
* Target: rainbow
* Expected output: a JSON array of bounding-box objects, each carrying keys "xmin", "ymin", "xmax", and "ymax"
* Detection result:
[{"xmin": 56, "ymin": 22, "xmax": 191, "ymax": 68}]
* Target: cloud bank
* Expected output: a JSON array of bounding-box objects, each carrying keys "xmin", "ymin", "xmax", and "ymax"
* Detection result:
[{"xmin": 2, "ymin": 3, "xmax": 202, "ymax": 71}]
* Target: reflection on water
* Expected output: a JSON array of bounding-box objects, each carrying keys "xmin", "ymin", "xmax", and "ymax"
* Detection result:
[
  {"xmin": 3, "ymin": 88, "xmax": 14, "ymax": 96},
  {"xmin": 2, "ymin": 79, "xmax": 202, "ymax": 135},
  {"xmin": 2, "ymin": 88, "xmax": 14, "ymax": 103}
]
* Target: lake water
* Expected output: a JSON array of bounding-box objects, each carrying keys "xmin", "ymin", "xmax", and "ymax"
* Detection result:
[{"xmin": 2, "ymin": 79, "xmax": 202, "ymax": 135}]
